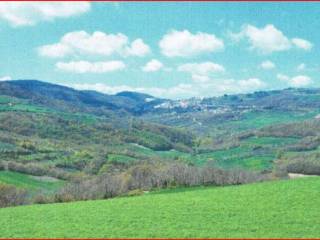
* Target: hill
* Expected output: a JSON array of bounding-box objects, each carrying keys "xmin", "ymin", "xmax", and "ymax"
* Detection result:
[
  {"xmin": 0, "ymin": 80, "xmax": 165, "ymax": 116},
  {"xmin": 0, "ymin": 177, "xmax": 319, "ymax": 238},
  {"xmin": 144, "ymin": 88, "xmax": 320, "ymax": 136},
  {"xmin": 1, "ymin": 80, "xmax": 320, "ymax": 201},
  {"xmin": 0, "ymin": 81, "xmax": 195, "ymax": 190}
]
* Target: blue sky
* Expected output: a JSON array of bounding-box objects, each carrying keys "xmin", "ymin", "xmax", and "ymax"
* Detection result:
[{"xmin": 0, "ymin": 2, "xmax": 319, "ymax": 99}]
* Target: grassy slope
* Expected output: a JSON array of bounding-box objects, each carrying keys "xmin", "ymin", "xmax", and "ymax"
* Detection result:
[
  {"xmin": 0, "ymin": 177, "xmax": 319, "ymax": 238},
  {"xmin": 0, "ymin": 171, "xmax": 64, "ymax": 192}
]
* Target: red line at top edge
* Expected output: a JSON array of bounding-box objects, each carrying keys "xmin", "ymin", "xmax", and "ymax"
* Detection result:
[{"xmin": 3, "ymin": 0, "xmax": 320, "ymax": 1}]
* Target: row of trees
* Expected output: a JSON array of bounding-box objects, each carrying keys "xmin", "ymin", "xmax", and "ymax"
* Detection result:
[
  {"xmin": 0, "ymin": 161, "xmax": 269, "ymax": 208},
  {"xmin": 54, "ymin": 161, "xmax": 268, "ymax": 203},
  {"xmin": 286, "ymin": 161, "xmax": 320, "ymax": 175}
]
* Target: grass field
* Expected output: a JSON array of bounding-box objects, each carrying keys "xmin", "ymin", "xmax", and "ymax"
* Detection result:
[
  {"xmin": 0, "ymin": 177, "xmax": 319, "ymax": 238},
  {"xmin": 227, "ymin": 111, "xmax": 319, "ymax": 131},
  {"xmin": 0, "ymin": 171, "xmax": 64, "ymax": 192},
  {"xmin": 118, "ymin": 143, "xmax": 276, "ymax": 171}
]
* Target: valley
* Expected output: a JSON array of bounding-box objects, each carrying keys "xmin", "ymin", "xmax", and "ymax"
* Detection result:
[
  {"xmin": 1, "ymin": 80, "xmax": 320, "ymax": 237},
  {"xmin": 2, "ymin": 1, "xmax": 320, "ymax": 238}
]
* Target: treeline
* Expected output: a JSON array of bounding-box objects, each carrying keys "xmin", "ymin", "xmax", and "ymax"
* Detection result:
[
  {"xmin": 54, "ymin": 161, "xmax": 268, "ymax": 203},
  {"xmin": 259, "ymin": 119, "xmax": 320, "ymax": 138},
  {"xmin": 286, "ymin": 162, "xmax": 320, "ymax": 175},
  {"xmin": 284, "ymin": 136, "xmax": 320, "ymax": 152},
  {"xmin": 0, "ymin": 161, "xmax": 269, "ymax": 208},
  {"xmin": 278, "ymin": 151, "xmax": 320, "ymax": 175}
]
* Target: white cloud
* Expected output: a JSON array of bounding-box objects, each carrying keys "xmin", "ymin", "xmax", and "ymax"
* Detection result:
[
  {"xmin": 238, "ymin": 78, "xmax": 266, "ymax": 89},
  {"xmin": 213, "ymin": 78, "xmax": 267, "ymax": 96},
  {"xmin": 196, "ymin": 77, "xmax": 267, "ymax": 96},
  {"xmin": 178, "ymin": 62, "xmax": 225, "ymax": 75},
  {"xmin": 178, "ymin": 62, "xmax": 225, "ymax": 83},
  {"xmin": 260, "ymin": 60, "xmax": 276, "ymax": 70},
  {"xmin": 38, "ymin": 43, "xmax": 73, "ymax": 58},
  {"xmin": 69, "ymin": 83, "xmax": 196, "ymax": 99},
  {"xmin": 234, "ymin": 24, "xmax": 312, "ymax": 54},
  {"xmin": 126, "ymin": 39, "xmax": 151, "ymax": 57},
  {"xmin": 70, "ymin": 83, "xmax": 137, "ymax": 95},
  {"xmin": 142, "ymin": 59, "xmax": 163, "ymax": 72},
  {"xmin": 56, "ymin": 61, "xmax": 125, "ymax": 74},
  {"xmin": 191, "ymin": 75, "xmax": 211, "ymax": 83},
  {"xmin": 292, "ymin": 38, "xmax": 313, "ymax": 51},
  {"xmin": 297, "ymin": 63, "xmax": 306, "ymax": 71},
  {"xmin": 159, "ymin": 30, "xmax": 224, "ymax": 57},
  {"xmin": 277, "ymin": 73, "xmax": 312, "ymax": 87},
  {"xmin": 0, "ymin": 76, "xmax": 12, "ymax": 81},
  {"xmin": 38, "ymin": 31, "xmax": 150, "ymax": 58},
  {"xmin": 0, "ymin": 2, "xmax": 90, "ymax": 27},
  {"xmin": 241, "ymin": 24, "xmax": 291, "ymax": 54},
  {"xmin": 68, "ymin": 76, "xmax": 266, "ymax": 99},
  {"xmin": 209, "ymin": 78, "xmax": 266, "ymax": 94},
  {"xmin": 290, "ymin": 75, "xmax": 312, "ymax": 87},
  {"xmin": 277, "ymin": 73, "xmax": 290, "ymax": 81}
]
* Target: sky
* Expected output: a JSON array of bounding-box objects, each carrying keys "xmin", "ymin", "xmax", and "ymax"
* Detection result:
[{"xmin": 0, "ymin": 2, "xmax": 320, "ymax": 99}]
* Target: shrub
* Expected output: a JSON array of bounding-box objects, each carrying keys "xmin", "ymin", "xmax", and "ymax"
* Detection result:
[
  {"xmin": 0, "ymin": 161, "xmax": 5, "ymax": 171},
  {"xmin": 126, "ymin": 189, "xmax": 144, "ymax": 197},
  {"xmin": 33, "ymin": 193, "xmax": 54, "ymax": 205},
  {"xmin": 54, "ymin": 191, "xmax": 76, "ymax": 203},
  {"xmin": 7, "ymin": 161, "xmax": 71, "ymax": 180},
  {"xmin": 0, "ymin": 183, "xmax": 28, "ymax": 208},
  {"xmin": 287, "ymin": 162, "xmax": 320, "ymax": 175}
]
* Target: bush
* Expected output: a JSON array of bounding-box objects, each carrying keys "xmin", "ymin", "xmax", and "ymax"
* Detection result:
[
  {"xmin": 126, "ymin": 189, "xmax": 144, "ymax": 197},
  {"xmin": 287, "ymin": 162, "xmax": 320, "ymax": 175},
  {"xmin": 7, "ymin": 161, "xmax": 71, "ymax": 180},
  {"xmin": 33, "ymin": 193, "xmax": 54, "ymax": 204},
  {"xmin": 0, "ymin": 183, "xmax": 28, "ymax": 208},
  {"xmin": 54, "ymin": 193, "xmax": 75, "ymax": 203},
  {"xmin": 0, "ymin": 161, "xmax": 5, "ymax": 171}
]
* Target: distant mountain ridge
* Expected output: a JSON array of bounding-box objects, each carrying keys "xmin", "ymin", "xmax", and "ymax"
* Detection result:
[
  {"xmin": 0, "ymin": 80, "xmax": 165, "ymax": 116},
  {"xmin": 2, "ymin": 80, "xmax": 320, "ymax": 118}
]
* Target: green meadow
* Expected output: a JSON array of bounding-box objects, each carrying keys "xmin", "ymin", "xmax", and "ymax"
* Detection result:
[
  {"xmin": 0, "ymin": 171, "xmax": 64, "ymax": 193},
  {"xmin": 0, "ymin": 177, "xmax": 319, "ymax": 238}
]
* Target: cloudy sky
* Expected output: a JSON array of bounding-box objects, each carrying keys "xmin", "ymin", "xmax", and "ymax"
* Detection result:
[{"xmin": 0, "ymin": 2, "xmax": 319, "ymax": 99}]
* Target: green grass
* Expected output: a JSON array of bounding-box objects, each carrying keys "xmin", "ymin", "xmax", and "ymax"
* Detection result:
[
  {"xmin": 108, "ymin": 153, "xmax": 137, "ymax": 163},
  {"xmin": 0, "ymin": 171, "xmax": 64, "ymax": 192},
  {"xmin": 193, "ymin": 146, "xmax": 274, "ymax": 170},
  {"xmin": 237, "ymin": 155, "xmax": 274, "ymax": 170},
  {"xmin": 214, "ymin": 111, "xmax": 319, "ymax": 134},
  {"xmin": 112, "ymin": 144, "xmax": 274, "ymax": 170},
  {"xmin": 0, "ymin": 95, "xmax": 13, "ymax": 104},
  {"xmin": 0, "ymin": 103, "xmax": 50, "ymax": 113},
  {"xmin": 243, "ymin": 136, "xmax": 299, "ymax": 146},
  {"xmin": 0, "ymin": 177, "xmax": 319, "ymax": 238}
]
